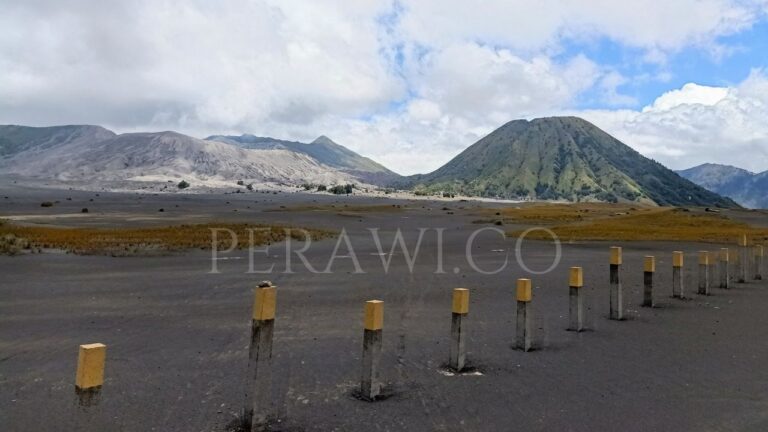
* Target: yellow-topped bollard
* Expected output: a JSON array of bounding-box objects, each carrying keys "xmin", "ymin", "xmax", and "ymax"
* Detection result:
[
  {"xmin": 609, "ymin": 246, "xmax": 624, "ymax": 320},
  {"xmin": 568, "ymin": 267, "xmax": 585, "ymax": 332},
  {"xmin": 672, "ymin": 251, "xmax": 685, "ymax": 299},
  {"xmin": 719, "ymin": 248, "xmax": 730, "ymax": 289},
  {"xmin": 244, "ymin": 281, "xmax": 277, "ymax": 429},
  {"xmin": 75, "ymin": 343, "xmax": 106, "ymax": 407},
  {"xmin": 673, "ymin": 251, "xmax": 684, "ymax": 268},
  {"xmin": 361, "ymin": 300, "xmax": 384, "ymax": 400},
  {"xmin": 739, "ymin": 234, "xmax": 749, "ymax": 283},
  {"xmin": 75, "ymin": 343, "xmax": 106, "ymax": 391},
  {"xmin": 516, "ymin": 278, "xmax": 532, "ymax": 302},
  {"xmin": 253, "ymin": 285, "xmax": 276, "ymax": 321},
  {"xmin": 451, "ymin": 288, "xmax": 469, "ymax": 315},
  {"xmin": 698, "ymin": 251, "xmax": 711, "ymax": 295},
  {"xmin": 610, "ymin": 246, "xmax": 623, "ymax": 265},
  {"xmin": 516, "ymin": 279, "xmax": 533, "ymax": 351},
  {"xmin": 364, "ymin": 300, "xmax": 384, "ymax": 331},
  {"xmin": 449, "ymin": 288, "xmax": 469, "ymax": 371},
  {"xmin": 643, "ymin": 256, "xmax": 656, "ymax": 307},
  {"xmin": 569, "ymin": 267, "xmax": 583, "ymax": 288}
]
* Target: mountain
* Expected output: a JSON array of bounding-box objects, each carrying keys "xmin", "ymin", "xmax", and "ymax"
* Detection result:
[
  {"xmin": 0, "ymin": 126, "xmax": 358, "ymax": 188},
  {"xmin": 206, "ymin": 134, "xmax": 400, "ymax": 185},
  {"xmin": 678, "ymin": 163, "xmax": 768, "ymax": 208},
  {"xmin": 405, "ymin": 117, "xmax": 738, "ymax": 207}
]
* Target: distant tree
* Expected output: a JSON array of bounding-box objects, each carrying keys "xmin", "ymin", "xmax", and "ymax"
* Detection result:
[
  {"xmin": 177, "ymin": 180, "xmax": 190, "ymax": 189},
  {"xmin": 237, "ymin": 180, "xmax": 245, "ymax": 186},
  {"xmin": 328, "ymin": 184, "xmax": 354, "ymax": 195}
]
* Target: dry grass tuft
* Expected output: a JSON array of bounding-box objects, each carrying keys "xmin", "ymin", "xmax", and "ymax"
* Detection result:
[{"xmin": 0, "ymin": 220, "xmax": 335, "ymax": 256}]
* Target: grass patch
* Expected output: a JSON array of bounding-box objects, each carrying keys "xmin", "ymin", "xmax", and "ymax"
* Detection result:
[
  {"xmin": 477, "ymin": 202, "xmax": 650, "ymax": 225},
  {"xmin": 507, "ymin": 208, "xmax": 768, "ymax": 243},
  {"xmin": 0, "ymin": 220, "xmax": 335, "ymax": 256}
]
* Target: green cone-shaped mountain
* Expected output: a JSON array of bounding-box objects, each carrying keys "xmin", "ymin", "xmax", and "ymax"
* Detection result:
[{"xmin": 407, "ymin": 117, "xmax": 738, "ymax": 207}]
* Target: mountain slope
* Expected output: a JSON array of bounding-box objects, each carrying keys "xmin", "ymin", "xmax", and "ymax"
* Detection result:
[
  {"xmin": 0, "ymin": 126, "xmax": 358, "ymax": 187},
  {"xmin": 407, "ymin": 117, "xmax": 738, "ymax": 207},
  {"xmin": 0, "ymin": 125, "xmax": 116, "ymax": 157},
  {"xmin": 206, "ymin": 134, "xmax": 400, "ymax": 185},
  {"xmin": 678, "ymin": 163, "xmax": 768, "ymax": 208}
]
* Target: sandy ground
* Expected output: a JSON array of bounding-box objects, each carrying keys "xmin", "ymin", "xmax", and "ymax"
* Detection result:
[{"xmin": 2, "ymin": 184, "xmax": 768, "ymax": 431}]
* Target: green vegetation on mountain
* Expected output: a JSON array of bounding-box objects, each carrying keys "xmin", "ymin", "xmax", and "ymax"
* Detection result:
[{"xmin": 406, "ymin": 117, "xmax": 738, "ymax": 207}]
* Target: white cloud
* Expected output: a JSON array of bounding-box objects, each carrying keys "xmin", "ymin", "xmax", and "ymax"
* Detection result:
[
  {"xmin": 398, "ymin": 0, "xmax": 760, "ymax": 53},
  {"xmin": 0, "ymin": 0, "xmax": 403, "ymax": 131},
  {"xmin": 579, "ymin": 70, "xmax": 768, "ymax": 172},
  {"xmin": 0, "ymin": 0, "xmax": 767, "ymax": 176},
  {"xmin": 644, "ymin": 83, "xmax": 729, "ymax": 111}
]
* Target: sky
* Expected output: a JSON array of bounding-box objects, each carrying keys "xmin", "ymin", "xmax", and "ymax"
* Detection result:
[{"xmin": 1, "ymin": 0, "xmax": 768, "ymax": 175}]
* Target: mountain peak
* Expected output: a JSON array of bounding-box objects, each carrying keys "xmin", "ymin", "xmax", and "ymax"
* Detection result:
[
  {"xmin": 682, "ymin": 162, "xmax": 755, "ymax": 175},
  {"xmin": 311, "ymin": 135, "xmax": 337, "ymax": 146}
]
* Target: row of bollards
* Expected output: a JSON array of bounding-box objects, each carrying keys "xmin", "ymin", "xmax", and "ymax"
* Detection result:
[{"xmin": 67, "ymin": 237, "xmax": 766, "ymax": 430}]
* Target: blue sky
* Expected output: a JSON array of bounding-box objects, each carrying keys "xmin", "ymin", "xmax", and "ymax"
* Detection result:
[{"xmin": 565, "ymin": 20, "xmax": 768, "ymax": 109}]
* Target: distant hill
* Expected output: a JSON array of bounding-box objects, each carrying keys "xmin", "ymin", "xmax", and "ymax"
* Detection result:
[
  {"xmin": 0, "ymin": 126, "xmax": 358, "ymax": 188},
  {"xmin": 405, "ymin": 117, "xmax": 738, "ymax": 207},
  {"xmin": 678, "ymin": 163, "xmax": 768, "ymax": 208},
  {"xmin": 206, "ymin": 134, "xmax": 401, "ymax": 185}
]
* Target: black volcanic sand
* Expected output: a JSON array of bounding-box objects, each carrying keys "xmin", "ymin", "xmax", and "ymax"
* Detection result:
[{"xmin": 2, "ymin": 184, "xmax": 768, "ymax": 431}]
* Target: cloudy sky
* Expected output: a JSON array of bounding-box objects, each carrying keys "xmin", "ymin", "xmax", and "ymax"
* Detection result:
[{"xmin": 2, "ymin": 0, "xmax": 768, "ymax": 175}]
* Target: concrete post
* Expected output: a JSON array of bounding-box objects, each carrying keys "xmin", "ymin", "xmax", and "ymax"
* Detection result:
[
  {"xmin": 361, "ymin": 300, "xmax": 383, "ymax": 400},
  {"xmin": 244, "ymin": 282, "xmax": 276, "ymax": 429},
  {"xmin": 75, "ymin": 343, "xmax": 106, "ymax": 406},
  {"xmin": 739, "ymin": 235, "xmax": 749, "ymax": 283},
  {"xmin": 609, "ymin": 246, "xmax": 623, "ymax": 320},
  {"xmin": 754, "ymin": 245, "xmax": 764, "ymax": 281},
  {"xmin": 698, "ymin": 251, "xmax": 710, "ymax": 295},
  {"xmin": 449, "ymin": 288, "xmax": 469, "ymax": 371},
  {"xmin": 643, "ymin": 256, "xmax": 655, "ymax": 307},
  {"xmin": 516, "ymin": 278, "xmax": 533, "ymax": 351},
  {"xmin": 719, "ymin": 248, "xmax": 730, "ymax": 289},
  {"xmin": 672, "ymin": 251, "xmax": 684, "ymax": 299},
  {"xmin": 568, "ymin": 267, "xmax": 584, "ymax": 332}
]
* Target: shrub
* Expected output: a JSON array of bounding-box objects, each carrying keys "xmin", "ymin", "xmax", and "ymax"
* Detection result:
[
  {"xmin": 0, "ymin": 234, "xmax": 30, "ymax": 256},
  {"xmin": 316, "ymin": 185, "xmax": 327, "ymax": 192},
  {"xmin": 177, "ymin": 180, "xmax": 190, "ymax": 189},
  {"xmin": 41, "ymin": 201, "xmax": 53, "ymax": 207},
  {"xmin": 329, "ymin": 184, "xmax": 354, "ymax": 195}
]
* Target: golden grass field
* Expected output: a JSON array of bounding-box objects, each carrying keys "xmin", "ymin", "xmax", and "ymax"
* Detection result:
[
  {"xmin": 266, "ymin": 204, "xmax": 405, "ymax": 213},
  {"xmin": 0, "ymin": 221, "xmax": 335, "ymax": 255},
  {"xmin": 477, "ymin": 202, "xmax": 648, "ymax": 224},
  {"xmin": 503, "ymin": 204, "xmax": 768, "ymax": 244}
]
